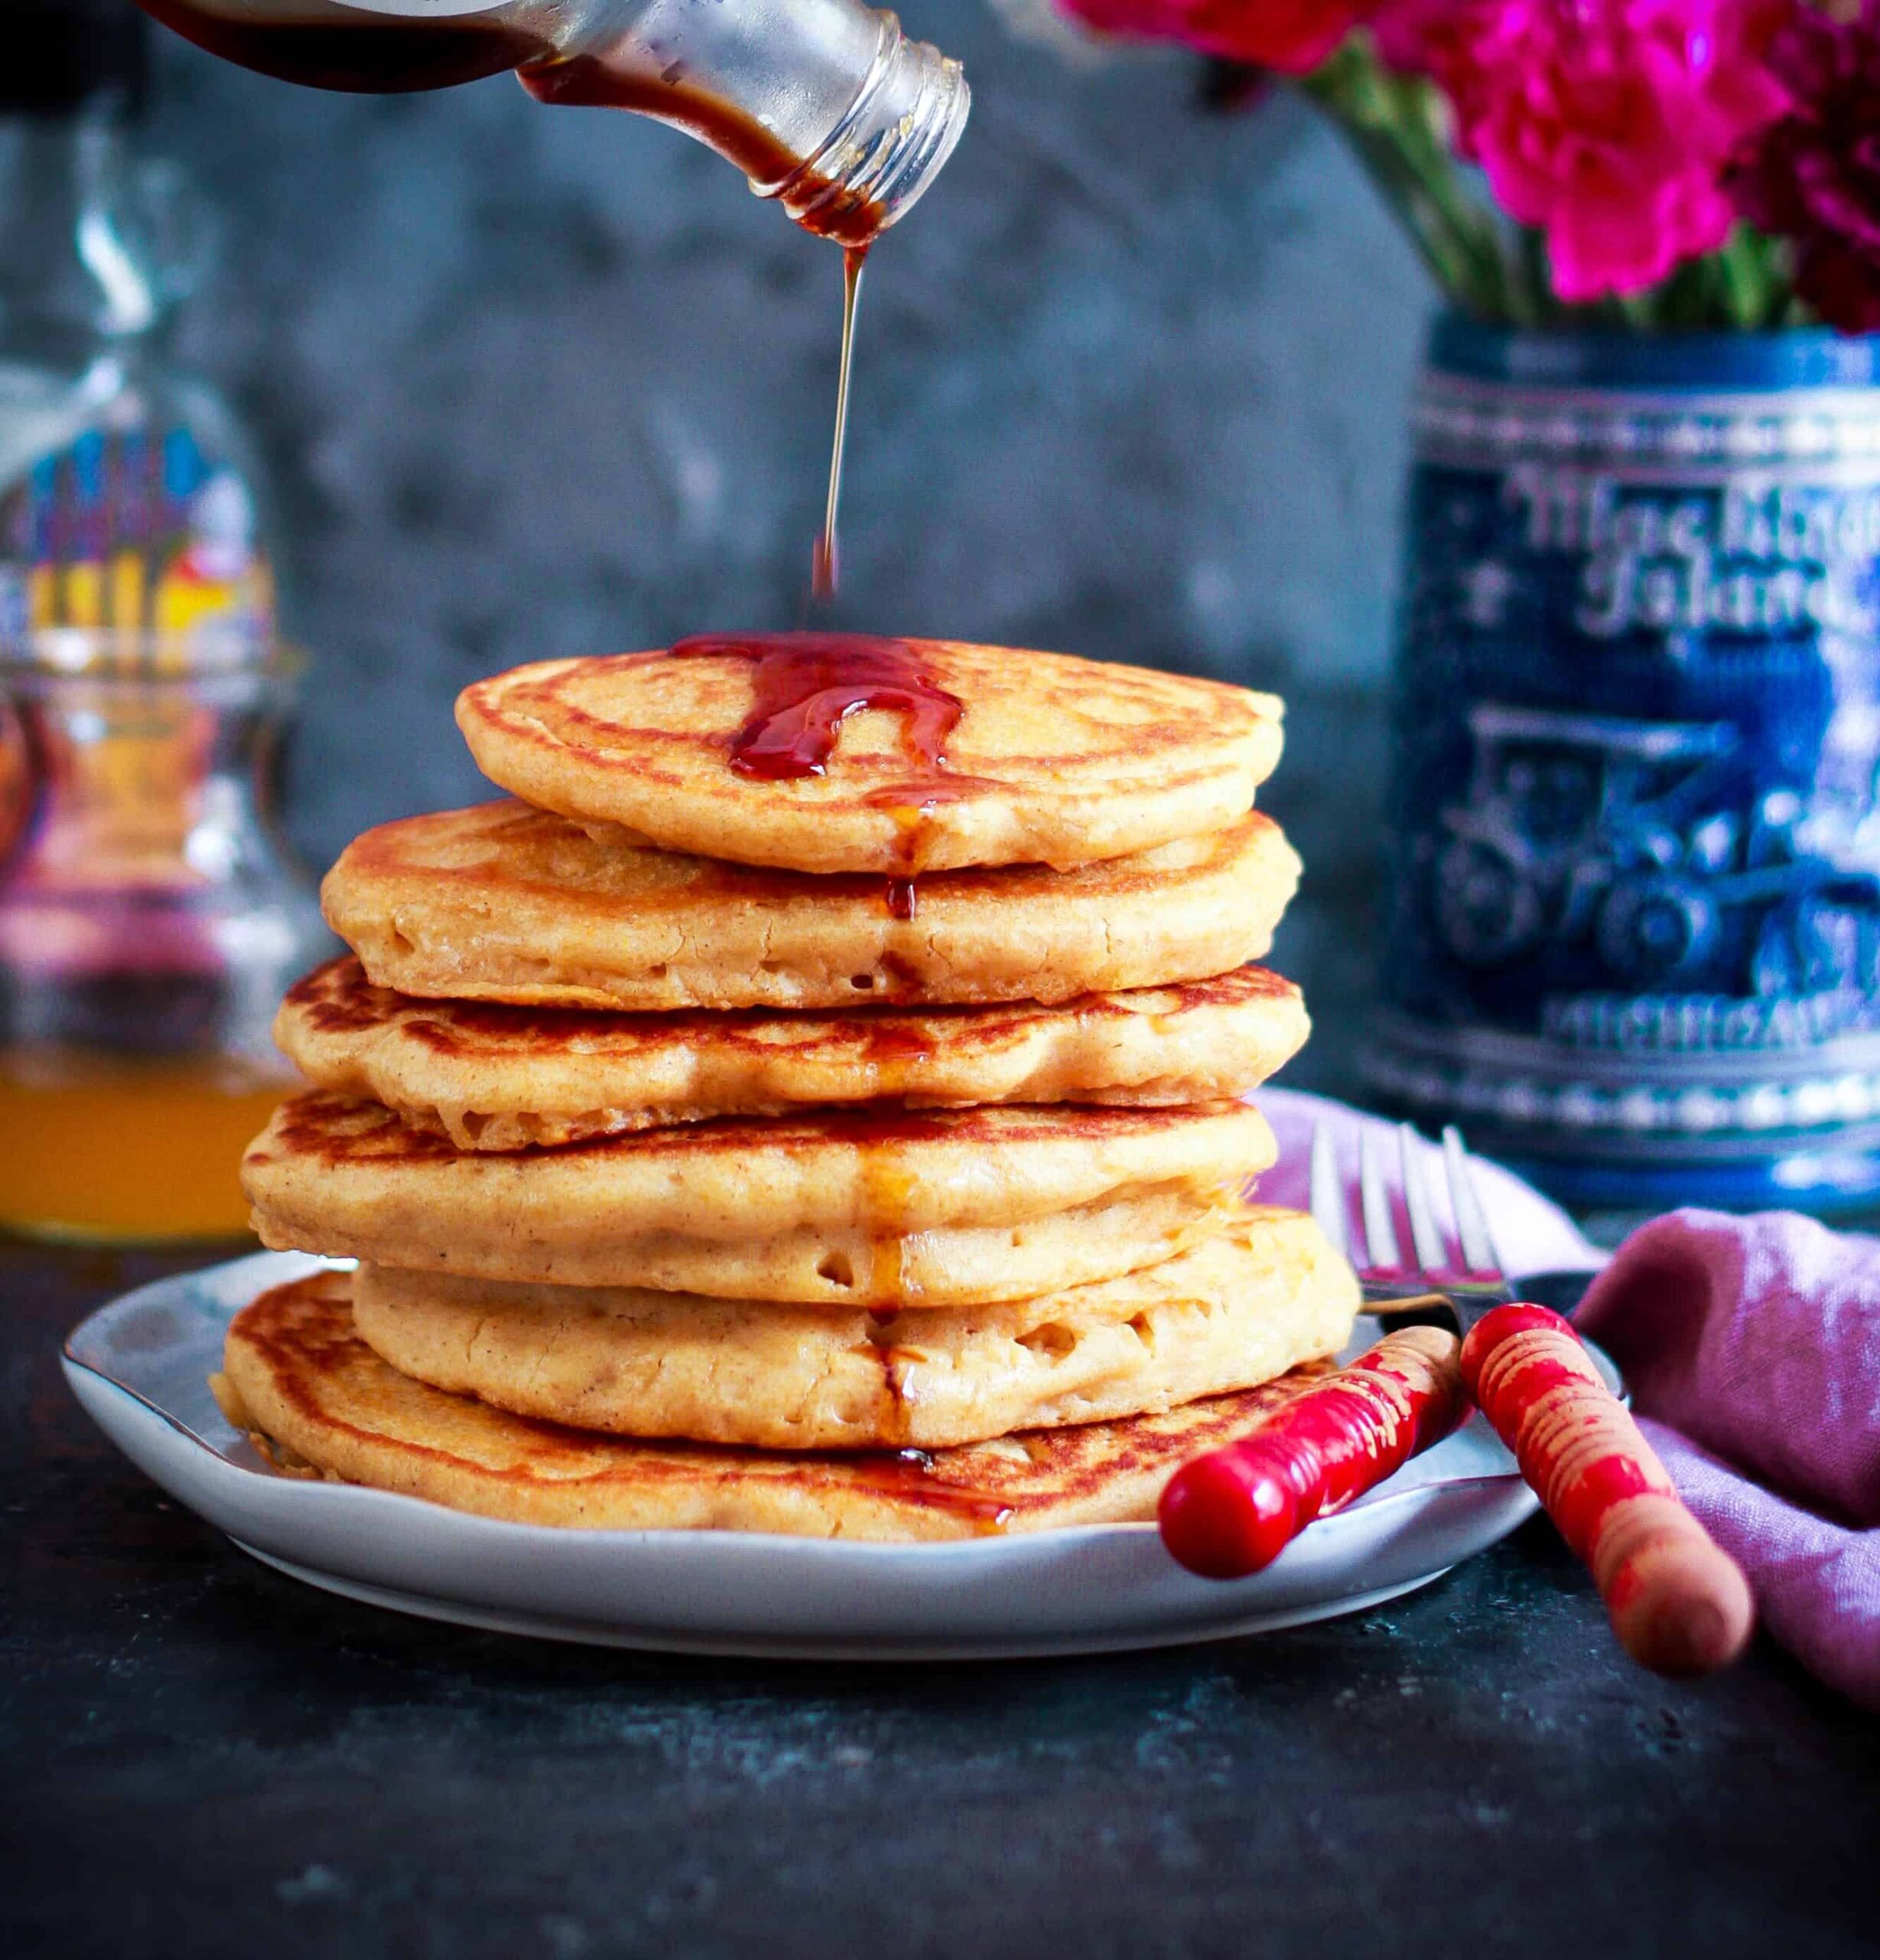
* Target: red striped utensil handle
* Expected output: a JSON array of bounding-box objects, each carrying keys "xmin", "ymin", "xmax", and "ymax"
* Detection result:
[
  {"xmin": 1459, "ymin": 1303, "xmax": 1754, "ymax": 1678},
  {"xmin": 1158, "ymin": 1327, "xmax": 1466, "ymax": 1580}
]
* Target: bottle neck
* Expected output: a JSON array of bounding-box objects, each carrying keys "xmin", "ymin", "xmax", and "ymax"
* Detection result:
[
  {"xmin": 765, "ymin": 15, "xmax": 971, "ymax": 244},
  {"xmin": 520, "ymin": 0, "xmax": 969, "ymax": 243},
  {"xmin": 0, "ymin": 106, "xmax": 160, "ymax": 368}
]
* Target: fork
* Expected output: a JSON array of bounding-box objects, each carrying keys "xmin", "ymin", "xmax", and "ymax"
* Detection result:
[{"xmin": 1158, "ymin": 1120, "xmax": 1756, "ymax": 1679}]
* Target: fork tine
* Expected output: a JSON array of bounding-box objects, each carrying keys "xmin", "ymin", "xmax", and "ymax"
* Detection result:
[
  {"xmin": 1308, "ymin": 1121, "xmax": 1353, "ymax": 1262},
  {"xmin": 1442, "ymin": 1125, "xmax": 1502, "ymax": 1276},
  {"xmin": 1397, "ymin": 1123, "xmax": 1447, "ymax": 1276},
  {"xmin": 1358, "ymin": 1124, "xmax": 1402, "ymax": 1271}
]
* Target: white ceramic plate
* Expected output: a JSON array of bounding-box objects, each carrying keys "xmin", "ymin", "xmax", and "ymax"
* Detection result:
[{"xmin": 62, "ymin": 1250, "xmax": 1616, "ymax": 1660}]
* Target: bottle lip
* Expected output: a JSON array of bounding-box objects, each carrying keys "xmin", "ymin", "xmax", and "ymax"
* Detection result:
[{"xmin": 770, "ymin": 21, "xmax": 971, "ymax": 242}]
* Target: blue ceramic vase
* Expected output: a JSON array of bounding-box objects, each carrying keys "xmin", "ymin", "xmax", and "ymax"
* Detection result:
[{"xmin": 1364, "ymin": 318, "xmax": 1880, "ymax": 1211}]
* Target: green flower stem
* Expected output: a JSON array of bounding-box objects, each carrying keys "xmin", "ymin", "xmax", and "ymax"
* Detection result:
[
  {"xmin": 1717, "ymin": 227, "xmax": 1788, "ymax": 330},
  {"xmin": 1517, "ymin": 227, "xmax": 1567, "ymax": 326}
]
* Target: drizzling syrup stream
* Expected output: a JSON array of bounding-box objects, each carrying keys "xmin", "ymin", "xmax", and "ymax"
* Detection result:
[
  {"xmin": 673, "ymin": 226, "xmax": 961, "ymax": 1318},
  {"xmin": 812, "ymin": 247, "xmax": 869, "ymax": 605}
]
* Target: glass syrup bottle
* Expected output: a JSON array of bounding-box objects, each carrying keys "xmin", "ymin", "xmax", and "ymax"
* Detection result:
[{"xmin": 136, "ymin": 0, "xmax": 971, "ymax": 245}]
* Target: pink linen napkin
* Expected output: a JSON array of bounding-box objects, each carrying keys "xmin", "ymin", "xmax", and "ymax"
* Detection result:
[
  {"xmin": 1575, "ymin": 1211, "xmax": 1880, "ymax": 1710},
  {"xmin": 1258, "ymin": 1088, "xmax": 1880, "ymax": 1707}
]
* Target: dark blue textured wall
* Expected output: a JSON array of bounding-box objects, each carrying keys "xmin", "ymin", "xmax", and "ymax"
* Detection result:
[{"xmin": 146, "ymin": 5, "xmax": 1433, "ymax": 1090}]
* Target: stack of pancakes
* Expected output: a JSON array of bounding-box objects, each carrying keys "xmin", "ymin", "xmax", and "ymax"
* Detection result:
[{"xmin": 214, "ymin": 640, "xmax": 1359, "ymax": 1539}]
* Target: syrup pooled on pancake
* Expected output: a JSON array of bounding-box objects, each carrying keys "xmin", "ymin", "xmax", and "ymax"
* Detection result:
[
  {"xmin": 455, "ymin": 643, "xmax": 1284, "ymax": 874},
  {"xmin": 671, "ymin": 632, "xmax": 964, "ymax": 785},
  {"xmin": 672, "ymin": 629, "xmax": 975, "ymax": 878}
]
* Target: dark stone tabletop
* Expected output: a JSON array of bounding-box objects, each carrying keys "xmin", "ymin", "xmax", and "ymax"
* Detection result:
[{"xmin": 5, "ymin": 1237, "xmax": 1878, "ymax": 1960}]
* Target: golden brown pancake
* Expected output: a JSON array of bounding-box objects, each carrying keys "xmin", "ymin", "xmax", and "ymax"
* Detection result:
[
  {"xmin": 241, "ymin": 1091, "xmax": 1278, "ymax": 1305},
  {"xmin": 214, "ymin": 1269, "xmax": 1339, "ymax": 1539},
  {"xmin": 455, "ymin": 642, "xmax": 1284, "ymax": 875},
  {"xmin": 275, "ymin": 956, "xmax": 1310, "ymax": 1151},
  {"xmin": 351, "ymin": 1206, "xmax": 1357, "ymax": 1450},
  {"xmin": 319, "ymin": 800, "xmax": 1299, "ymax": 1014}
]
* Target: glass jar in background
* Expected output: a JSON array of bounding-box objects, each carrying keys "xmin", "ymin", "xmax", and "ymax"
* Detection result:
[
  {"xmin": 0, "ymin": 652, "xmax": 329, "ymax": 1240},
  {"xmin": 0, "ymin": 2, "xmax": 331, "ymax": 1241}
]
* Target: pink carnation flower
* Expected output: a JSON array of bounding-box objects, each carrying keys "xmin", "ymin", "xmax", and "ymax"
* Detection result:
[
  {"xmin": 1055, "ymin": 0, "xmax": 1380, "ymax": 74},
  {"xmin": 1378, "ymin": 0, "xmax": 1790, "ymax": 301}
]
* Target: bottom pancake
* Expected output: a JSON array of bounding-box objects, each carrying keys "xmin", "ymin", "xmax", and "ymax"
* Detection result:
[
  {"xmin": 214, "ymin": 1269, "xmax": 1341, "ymax": 1541},
  {"xmin": 351, "ymin": 1207, "xmax": 1358, "ymax": 1450}
]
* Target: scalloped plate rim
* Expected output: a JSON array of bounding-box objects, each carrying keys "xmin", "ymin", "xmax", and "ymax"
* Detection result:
[{"xmin": 60, "ymin": 1247, "xmax": 1617, "ymax": 1658}]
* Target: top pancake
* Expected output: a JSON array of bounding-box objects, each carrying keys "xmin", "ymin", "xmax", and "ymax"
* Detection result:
[{"xmin": 455, "ymin": 642, "xmax": 1284, "ymax": 874}]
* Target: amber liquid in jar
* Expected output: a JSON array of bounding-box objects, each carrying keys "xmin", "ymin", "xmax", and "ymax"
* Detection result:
[{"xmin": 0, "ymin": 1054, "xmax": 285, "ymax": 1241}]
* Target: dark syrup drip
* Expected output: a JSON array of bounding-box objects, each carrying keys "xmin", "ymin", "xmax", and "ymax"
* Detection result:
[
  {"xmin": 670, "ymin": 633, "xmax": 963, "ymax": 782},
  {"xmin": 796, "ymin": 1108, "xmax": 955, "ymax": 1315},
  {"xmin": 884, "ymin": 877, "xmax": 917, "ymax": 921},
  {"xmin": 850, "ymin": 1013, "xmax": 933, "ymax": 1105},
  {"xmin": 843, "ymin": 1449, "xmax": 1015, "ymax": 1529}
]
